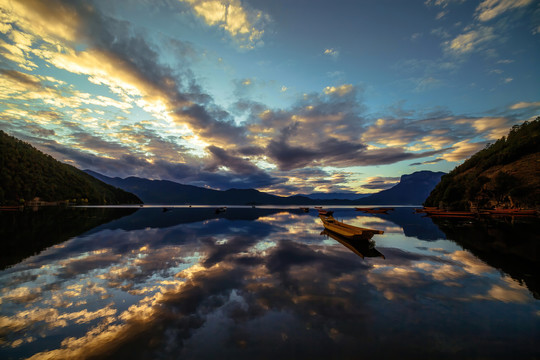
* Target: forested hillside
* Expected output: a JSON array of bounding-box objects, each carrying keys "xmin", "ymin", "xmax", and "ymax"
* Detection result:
[
  {"xmin": 424, "ymin": 117, "xmax": 540, "ymax": 210},
  {"xmin": 0, "ymin": 131, "xmax": 142, "ymax": 205}
]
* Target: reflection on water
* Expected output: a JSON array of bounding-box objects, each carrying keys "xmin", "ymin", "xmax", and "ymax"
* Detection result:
[
  {"xmin": 321, "ymin": 229, "xmax": 385, "ymax": 259},
  {"xmin": 1, "ymin": 207, "xmax": 539, "ymax": 359}
]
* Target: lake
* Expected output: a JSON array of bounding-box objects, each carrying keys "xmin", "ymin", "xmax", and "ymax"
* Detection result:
[{"xmin": 1, "ymin": 206, "xmax": 539, "ymax": 359}]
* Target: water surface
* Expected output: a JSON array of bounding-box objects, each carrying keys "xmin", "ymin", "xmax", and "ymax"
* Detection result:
[{"xmin": 1, "ymin": 207, "xmax": 539, "ymax": 359}]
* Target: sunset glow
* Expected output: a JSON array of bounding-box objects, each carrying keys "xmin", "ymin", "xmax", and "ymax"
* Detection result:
[{"xmin": 1, "ymin": 0, "xmax": 538, "ymax": 194}]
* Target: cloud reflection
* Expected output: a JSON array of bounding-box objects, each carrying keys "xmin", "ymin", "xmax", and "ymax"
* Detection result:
[{"xmin": 1, "ymin": 209, "xmax": 539, "ymax": 359}]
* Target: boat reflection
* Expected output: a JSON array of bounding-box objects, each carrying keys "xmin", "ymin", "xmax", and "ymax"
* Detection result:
[{"xmin": 321, "ymin": 229, "xmax": 385, "ymax": 260}]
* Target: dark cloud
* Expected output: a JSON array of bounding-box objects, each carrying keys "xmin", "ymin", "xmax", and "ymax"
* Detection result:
[
  {"xmin": 353, "ymin": 147, "xmax": 450, "ymax": 166},
  {"xmin": 71, "ymin": 132, "xmax": 130, "ymax": 153},
  {"xmin": 181, "ymin": 104, "xmax": 246, "ymax": 144},
  {"xmin": 267, "ymin": 139, "xmax": 319, "ymax": 171},
  {"xmin": 361, "ymin": 176, "xmax": 400, "ymax": 190},
  {"xmin": 409, "ymin": 158, "xmax": 444, "ymax": 166},
  {"xmin": 236, "ymin": 145, "xmax": 265, "ymax": 156},
  {"xmin": 0, "ymin": 69, "xmax": 42, "ymax": 89},
  {"xmin": 205, "ymin": 145, "xmax": 261, "ymax": 174}
]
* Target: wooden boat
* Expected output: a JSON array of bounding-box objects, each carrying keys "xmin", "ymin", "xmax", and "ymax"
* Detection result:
[
  {"xmin": 317, "ymin": 209, "xmax": 334, "ymax": 216},
  {"xmin": 319, "ymin": 214, "xmax": 383, "ymax": 240},
  {"xmin": 414, "ymin": 207, "xmax": 439, "ymax": 213},
  {"xmin": 321, "ymin": 230, "xmax": 385, "ymax": 259},
  {"xmin": 483, "ymin": 208, "xmax": 537, "ymax": 216},
  {"xmin": 300, "ymin": 207, "xmax": 310, "ymax": 212},
  {"xmin": 0, "ymin": 205, "xmax": 23, "ymax": 211},
  {"xmin": 424, "ymin": 210, "xmax": 475, "ymax": 218},
  {"xmin": 215, "ymin": 207, "xmax": 227, "ymax": 214}
]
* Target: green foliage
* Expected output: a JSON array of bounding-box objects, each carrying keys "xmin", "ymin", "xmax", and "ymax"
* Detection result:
[
  {"xmin": 0, "ymin": 131, "xmax": 142, "ymax": 205},
  {"xmin": 425, "ymin": 117, "xmax": 540, "ymax": 209}
]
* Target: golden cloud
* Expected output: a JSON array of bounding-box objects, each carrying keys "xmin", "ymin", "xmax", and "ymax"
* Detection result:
[
  {"xmin": 441, "ymin": 140, "xmax": 484, "ymax": 162},
  {"xmin": 456, "ymin": 116, "xmax": 511, "ymax": 140},
  {"xmin": 444, "ymin": 26, "xmax": 495, "ymax": 54},
  {"xmin": 510, "ymin": 101, "xmax": 540, "ymax": 110},
  {"xmin": 323, "ymin": 84, "xmax": 353, "ymax": 96},
  {"xmin": 473, "ymin": 276, "xmax": 532, "ymax": 303},
  {"xmin": 475, "ymin": 0, "xmax": 533, "ymax": 22},
  {"xmin": 179, "ymin": 0, "xmax": 267, "ymax": 48}
]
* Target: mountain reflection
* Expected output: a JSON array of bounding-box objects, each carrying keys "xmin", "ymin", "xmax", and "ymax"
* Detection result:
[
  {"xmin": 429, "ymin": 216, "xmax": 540, "ymax": 299},
  {"xmin": 1, "ymin": 207, "xmax": 539, "ymax": 359},
  {"xmin": 0, "ymin": 207, "xmax": 137, "ymax": 269}
]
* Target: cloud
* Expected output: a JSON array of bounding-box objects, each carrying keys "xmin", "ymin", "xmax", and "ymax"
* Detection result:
[
  {"xmin": 473, "ymin": 276, "xmax": 532, "ymax": 303},
  {"xmin": 475, "ymin": 0, "xmax": 534, "ymax": 22},
  {"xmin": 361, "ymin": 176, "xmax": 400, "ymax": 191},
  {"xmin": 323, "ymin": 48, "xmax": 339, "ymax": 58},
  {"xmin": 424, "ymin": 0, "xmax": 466, "ymax": 8},
  {"xmin": 444, "ymin": 26, "xmax": 496, "ymax": 55},
  {"xmin": 6, "ymin": 0, "xmax": 249, "ymax": 143},
  {"xmin": 205, "ymin": 144, "xmax": 263, "ymax": 174},
  {"xmin": 414, "ymin": 77, "xmax": 442, "ymax": 92},
  {"xmin": 455, "ymin": 116, "xmax": 513, "ymax": 140},
  {"xmin": 409, "ymin": 158, "xmax": 444, "ymax": 166},
  {"xmin": 441, "ymin": 140, "xmax": 484, "ymax": 162},
  {"xmin": 510, "ymin": 101, "xmax": 540, "ymax": 109},
  {"xmin": 178, "ymin": 0, "xmax": 269, "ymax": 49},
  {"xmin": 323, "ymin": 84, "xmax": 353, "ymax": 96},
  {"xmin": 353, "ymin": 146, "xmax": 449, "ymax": 166}
]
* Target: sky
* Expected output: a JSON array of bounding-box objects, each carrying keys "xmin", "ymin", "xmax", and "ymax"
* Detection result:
[{"xmin": 0, "ymin": 0, "xmax": 539, "ymax": 195}]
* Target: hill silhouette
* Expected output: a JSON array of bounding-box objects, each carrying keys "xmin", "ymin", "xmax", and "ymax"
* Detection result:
[
  {"xmin": 0, "ymin": 131, "xmax": 142, "ymax": 205},
  {"xmin": 424, "ymin": 117, "xmax": 540, "ymax": 210}
]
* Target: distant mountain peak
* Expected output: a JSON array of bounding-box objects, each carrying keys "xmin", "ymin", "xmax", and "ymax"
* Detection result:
[{"xmin": 356, "ymin": 170, "xmax": 446, "ymax": 205}]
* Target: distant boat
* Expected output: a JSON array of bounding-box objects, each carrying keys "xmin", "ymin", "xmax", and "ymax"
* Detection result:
[
  {"xmin": 414, "ymin": 207, "xmax": 438, "ymax": 213},
  {"xmin": 317, "ymin": 209, "xmax": 334, "ymax": 216},
  {"xmin": 321, "ymin": 229, "xmax": 385, "ymax": 259},
  {"xmin": 424, "ymin": 210, "xmax": 475, "ymax": 218},
  {"xmin": 215, "ymin": 207, "xmax": 227, "ymax": 214},
  {"xmin": 300, "ymin": 207, "xmax": 309, "ymax": 212},
  {"xmin": 483, "ymin": 208, "xmax": 537, "ymax": 216},
  {"xmin": 355, "ymin": 207, "xmax": 389, "ymax": 214},
  {"xmin": 319, "ymin": 214, "xmax": 383, "ymax": 240},
  {"xmin": 0, "ymin": 205, "xmax": 23, "ymax": 211},
  {"xmin": 162, "ymin": 207, "xmax": 170, "ymax": 212}
]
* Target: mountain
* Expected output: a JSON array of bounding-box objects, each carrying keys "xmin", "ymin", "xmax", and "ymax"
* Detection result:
[
  {"xmin": 86, "ymin": 169, "xmax": 445, "ymax": 205},
  {"xmin": 425, "ymin": 118, "xmax": 540, "ymax": 210},
  {"xmin": 355, "ymin": 171, "xmax": 446, "ymax": 205},
  {"xmin": 301, "ymin": 192, "xmax": 370, "ymax": 200},
  {"xmin": 0, "ymin": 131, "xmax": 142, "ymax": 205},
  {"xmin": 85, "ymin": 170, "xmax": 329, "ymax": 205}
]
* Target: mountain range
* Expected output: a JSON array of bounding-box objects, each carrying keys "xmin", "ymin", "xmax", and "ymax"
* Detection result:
[{"xmin": 85, "ymin": 169, "xmax": 444, "ymax": 205}]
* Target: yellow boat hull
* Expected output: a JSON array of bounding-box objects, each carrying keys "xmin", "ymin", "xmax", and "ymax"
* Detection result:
[{"xmin": 319, "ymin": 215, "xmax": 383, "ymax": 240}]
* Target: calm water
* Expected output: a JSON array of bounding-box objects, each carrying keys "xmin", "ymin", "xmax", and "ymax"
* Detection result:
[{"xmin": 1, "ymin": 206, "xmax": 539, "ymax": 359}]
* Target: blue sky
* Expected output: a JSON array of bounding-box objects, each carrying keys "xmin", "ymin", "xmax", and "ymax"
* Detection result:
[{"xmin": 0, "ymin": 0, "xmax": 539, "ymax": 195}]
